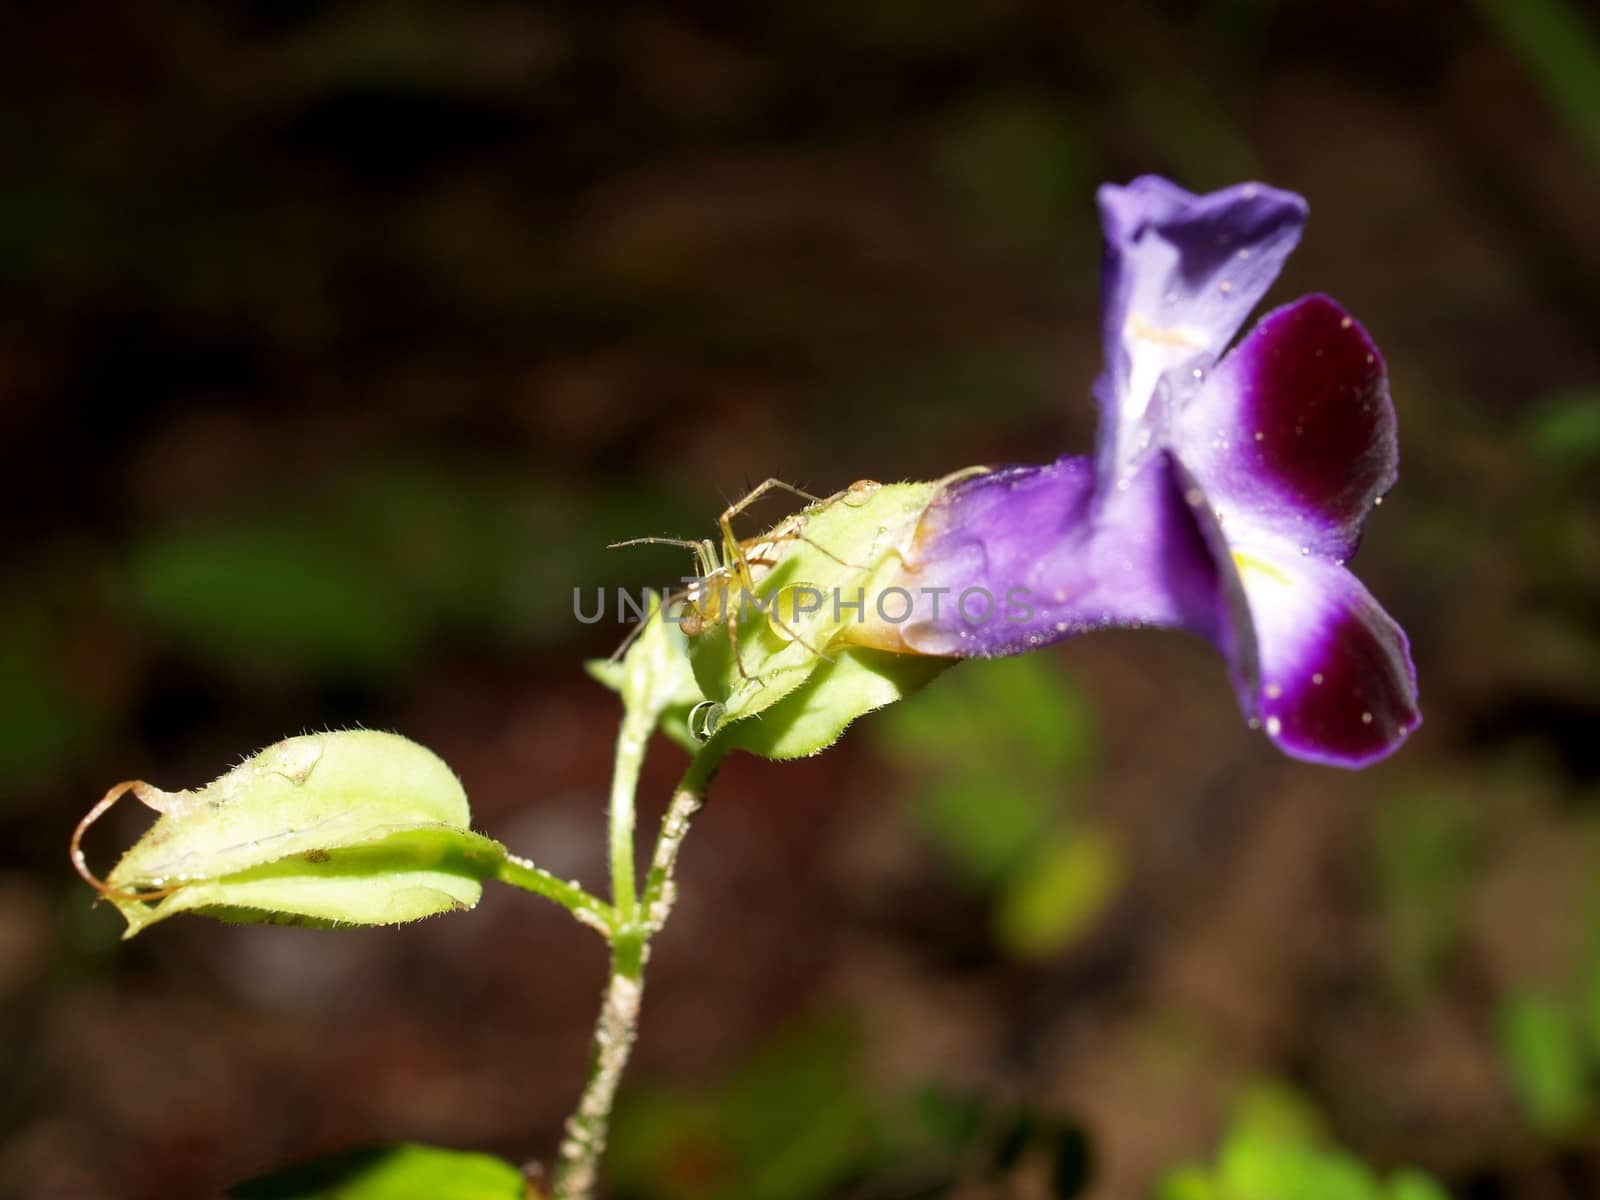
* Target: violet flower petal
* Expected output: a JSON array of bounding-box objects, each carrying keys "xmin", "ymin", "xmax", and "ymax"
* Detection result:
[
  {"xmin": 1179, "ymin": 294, "xmax": 1397, "ymax": 561},
  {"xmin": 840, "ymin": 176, "xmax": 1419, "ymax": 768},
  {"xmin": 1095, "ymin": 177, "xmax": 1307, "ymax": 488},
  {"xmin": 1230, "ymin": 544, "xmax": 1420, "ymax": 765},
  {"xmin": 853, "ymin": 453, "xmax": 1230, "ymax": 659}
]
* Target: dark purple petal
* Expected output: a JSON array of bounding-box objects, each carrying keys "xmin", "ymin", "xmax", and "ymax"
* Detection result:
[
  {"xmin": 1230, "ymin": 544, "xmax": 1420, "ymax": 766},
  {"xmin": 844, "ymin": 454, "xmax": 1233, "ymax": 658},
  {"xmin": 1094, "ymin": 178, "xmax": 1309, "ymax": 487},
  {"xmin": 1179, "ymin": 295, "xmax": 1397, "ymax": 560}
]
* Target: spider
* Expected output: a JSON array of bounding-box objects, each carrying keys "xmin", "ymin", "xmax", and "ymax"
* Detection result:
[{"xmin": 610, "ymin": 477, "xmax": 880, "ymax": 682}]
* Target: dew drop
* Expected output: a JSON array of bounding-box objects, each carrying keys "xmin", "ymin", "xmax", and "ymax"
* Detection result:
[
  {"xmin": 1247, "ymin": 717, "xmax": 1262, "ymax": 730},
  {"xmin": 1265, "ymin": 683, "xmax": 1282, "ymax": 699},
  {"xmin": 1184, "ymin": 487, "xmax": 1205, "ymax": 507},
  {"xmin": 1254, "ymin": 431, "xmax": 1264, "ymax": 441},
  {"xmin": 1340, "ymin": 316, "xmax": 1353, "ymax": 329},
  {"xmin": 1265, "ymin": 716, "xmax": 1282, "ymax": 737},
  {"xmin": 1373, "ymin": 495, "xmax": 1384, "ymax": 506},
  {"xmin": 1312, "ymin": 672, "xmax": 1324, "ymax": 685},
  {"xmin": 1300, "ymin": 546, "xmax": 1310, "ymax": 556},
  {"xmin": 1360, "ymin": 711, "xmax": 1373, "ymax": 725},
  {"xmin": 1237, "ymin": 248, "xmax": 1252, "ymax": 260},
  {"xmin": 1218, "ymin": 279, "xmax": 1233, "ymax": 294}
]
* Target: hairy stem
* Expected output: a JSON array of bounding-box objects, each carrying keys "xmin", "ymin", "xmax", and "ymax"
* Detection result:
[
  {"xmin": 492, "ymin": 852, "xmax": 612, "ymax": 935},
  {"xmin": 606, "ymin": 709, "xmax": 651, "ymax": 927},
  {"xmin": 550, "ymin": 738, "xmax": 726, "ymax": 1200}
]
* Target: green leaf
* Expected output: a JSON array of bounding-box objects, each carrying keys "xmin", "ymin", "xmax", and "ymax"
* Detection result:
[
  {"xmin": 89, "ymin": 731, "xmax": 501, "ymax": 937},
  {"xmin": 226, "ymin": 1143, "xmax": 530, "ymax": 1199}
]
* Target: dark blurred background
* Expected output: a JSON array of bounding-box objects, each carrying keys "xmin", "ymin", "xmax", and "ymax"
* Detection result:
[{"xmin": 4, "ymin": 1, "xmax": 1600, "ymax": 1197}]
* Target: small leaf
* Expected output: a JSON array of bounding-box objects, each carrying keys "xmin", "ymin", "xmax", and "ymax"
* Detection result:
[
  {"xmin": 226, "ymin": 1142, "xmax": 530, "ymax": 1200},
  {"xmin": 80, "ymin": 731, "xmax": 502, "ymax": 937}
]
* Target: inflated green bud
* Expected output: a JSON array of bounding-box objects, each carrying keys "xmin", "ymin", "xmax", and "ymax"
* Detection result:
[
  {"xmin": 683, "ymin": 480, "xmax": 940, "ymax": 726},
  {"xmin": 74, "ymin": 731, "xmax": 501, "ymax": 937},
  {"xmin": 593, "ymin": 480, "xmax": 959, "ymax": 757}
]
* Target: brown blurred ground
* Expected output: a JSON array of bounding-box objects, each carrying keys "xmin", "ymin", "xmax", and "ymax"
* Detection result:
[{"xmin": 3, "ymin": 1, "xmax": 1600, "ymax": 1197}]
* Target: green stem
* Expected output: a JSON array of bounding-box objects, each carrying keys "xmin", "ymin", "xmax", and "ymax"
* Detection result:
[
  {"xmin": 550, "ymin": 738, "xmax": 726, "ymax": 1200},
  {"xmin": 607, "ymin": 710, "xmax": 651, "ymax": 927},
  {"xmin": 492, "ymin": 852, "xmax": 612, "ymax": 935},
  {"xmin": 640, "ymin": 742, "xmax": 724, "ymax": 930}
]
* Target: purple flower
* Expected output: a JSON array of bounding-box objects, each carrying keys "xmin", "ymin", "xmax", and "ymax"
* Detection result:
[{"xmin": 845, "ymin": 177, "xmax": 1419, "ymax": 767}]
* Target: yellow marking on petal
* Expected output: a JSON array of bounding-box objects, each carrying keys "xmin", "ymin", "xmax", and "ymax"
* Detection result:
[
  {"xmin": 1232, "ymin": 550, "xmax": 1293, "ymax": 587},
  {"xmin": 1124, "ymin": 312, "xmax": 1207, "ymax": 350}
]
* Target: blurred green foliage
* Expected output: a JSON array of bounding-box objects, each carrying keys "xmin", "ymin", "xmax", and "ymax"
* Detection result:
[
  {"xmin": 1371, "ymin": 786, "xmax": 1474, "ymax": 996},
  {"xmin": 1473, "ymin": 0, "xmax": 1600, "ymax": 165},
  {"xmin": 0, "ymin": 600, "xmax": 92, "ymax": 788},
  {"xmin": 607, "ymin": 1016, "xmax": 1089, "ymax": 1200},
  {"xmin": 125, "ymin": 461, "xmax": 658, "ymax": 679},
  {"xmin": 0, "ymin": 459, "xmax": 702, "ymax": 790},
  {"xmin": 1498, "ymin": 991, "xmax": 1591, "ymax": 1135},
  {"xmin": 227, "ymin": 1143, "xmax": 528, "ymax": 1200},
  {"xmin": 1495, "ymin": 874, "xmax": 1600, "ymax": 1137},
  {"xmin": 610, "ymin": 1021, "xmax": 875, "ymax": 1200},
  {"xmin": 1525, "ymin": 388, "xmax": 1600, "ymax": 470},
  {"xmin": 1155, "ymin": 1083, "xmax": 1450, "ymax": 1200},
  {"xmin": 874, "ymin": 655, "xmax": 1120, "ymax": 958},
  {"xmin": 934, "ymin": 90, "xmax": 1092, "ymax": 247}
]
